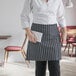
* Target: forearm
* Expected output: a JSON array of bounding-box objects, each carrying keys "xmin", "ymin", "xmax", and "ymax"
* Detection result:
[
  {"xmin": 60, "ymin": 27, "xmax": 67, "ymax": 42},
  {"xmin": 21, "ymin": 0, "xmax": 32, "ymax": 30}
]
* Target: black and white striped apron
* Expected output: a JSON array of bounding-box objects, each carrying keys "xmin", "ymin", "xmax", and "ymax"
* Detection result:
[{"xmin": 26, "ymin": 23, "xmax": 61, "ymax": 61}]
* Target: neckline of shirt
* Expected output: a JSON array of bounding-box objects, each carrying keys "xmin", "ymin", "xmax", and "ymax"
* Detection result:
[
  {"xmin": 38, "ymin": 0, "xmax": 50, "ymax": 5},
  {"xmin": 41, "ymin": 0, "xmax": 49, "ymax": 3}
]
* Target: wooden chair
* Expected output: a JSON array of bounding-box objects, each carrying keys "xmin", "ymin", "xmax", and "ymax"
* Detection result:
[
  {"xmin": 70, "ymin": 36, "xmax": 76, "ymax": 57},
  {"xmin": 4, "ymin": 34, "xmax": 28, "ymax": 63},
  {"xmin": 64, "ymin": 27, "xmax": 76, "ymax": 55},
  {"xmin": 64, "ymin": 35, "xmax": 75, "ymax": 55},
  {"xmin": 71, "ymin": 43, "xmax": 76, "ymax": 57}
]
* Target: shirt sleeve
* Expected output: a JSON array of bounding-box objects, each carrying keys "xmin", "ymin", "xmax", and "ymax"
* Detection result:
[
  {"xmin": 57, "ymin": 0, "xmax": 66, "ymax": 27},
  {"xmin": 20, "ymin": 0, "xmax": 33, "ymax": 29}
]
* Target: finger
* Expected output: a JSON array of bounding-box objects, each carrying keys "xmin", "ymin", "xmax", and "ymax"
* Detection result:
[
  {"xmin": 32, "ymin": 33, "xmax": 37, "ymax": 41},
  {"xmin": 32, "ymin": 37, "xmax": 37, "ymax": 43},
  {"xmin": 34, "ymin": 35, "xmax": 37, "ymax": 41},
  {"xmin": 31, "ymin": 34, "xmax": 37, "ymax": 42},
  {"xmin": 33, "ymin": 38, "xmax": 36, "ymax": 43},
  {"xmin": 29, "ymin": 37, "xmax": 35, "ymax": 43},
  {"xmin": 34, "ymin": 36, "xmax": 37, "ymax": 42}
]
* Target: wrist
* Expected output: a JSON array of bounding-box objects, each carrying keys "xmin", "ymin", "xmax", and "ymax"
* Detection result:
[{"xmin": 25, "ymin": 28, "xmax": 32, "ymax": 34}]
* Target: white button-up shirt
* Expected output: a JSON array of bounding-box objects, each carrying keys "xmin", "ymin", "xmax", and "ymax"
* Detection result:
[{"xmin": 21, "ymin": 0, "xmax": 66, "ymax": 29}]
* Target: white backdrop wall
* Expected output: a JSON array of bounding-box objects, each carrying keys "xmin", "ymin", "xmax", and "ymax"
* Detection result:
[
  {"xmin": 65, "ymin": 0, "xmax": 76, "ymax": 25},
  {"xmin": 0, "ymin": 0, "xmax": 26, "ymax": 62},
  {"xmin": 0, "ymin": 0, "xmax": 76, "ymax": 62}
]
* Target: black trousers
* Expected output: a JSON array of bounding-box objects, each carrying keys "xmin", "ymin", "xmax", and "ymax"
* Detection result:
[{"xmin": 35, "ymin": 61, "xmax": 60, "ymax": 76}]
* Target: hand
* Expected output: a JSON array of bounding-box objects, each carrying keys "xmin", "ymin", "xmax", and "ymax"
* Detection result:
[{"xmin": 26, "ymin": 28, "xmax": 37, "ymax": 43}]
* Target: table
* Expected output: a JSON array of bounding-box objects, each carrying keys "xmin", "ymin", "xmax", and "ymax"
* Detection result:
[
  {"xmin": 0, "ymin": 35, "xmax": 11, "ymax": 39},
  {"xmin": 0, "ymin": 35, "xmax": 11, "ymax": 66}
]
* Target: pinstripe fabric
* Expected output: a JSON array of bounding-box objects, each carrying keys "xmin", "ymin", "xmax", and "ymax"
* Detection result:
[{"xmin": 26, "ymin": 23, "xmax": 61, "ymax": 61}]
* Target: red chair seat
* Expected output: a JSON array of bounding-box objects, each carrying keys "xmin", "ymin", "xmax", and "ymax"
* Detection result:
[
  {"xmin": 72, "ymin": 43, "xmax": 76, "ymax": 46},
  {"xmin": 68, "ymin": 37, "xmax": 75, "ymax": 43},
  {"xmin": 5, "ymin": 46, "xmax": 22, "ymax": 51},
  {"xmin": 68, "ymin": 39, "xmax": 74, "ymax": 42}
]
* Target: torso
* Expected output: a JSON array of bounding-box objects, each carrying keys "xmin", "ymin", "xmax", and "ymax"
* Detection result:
[{"xmin": 31, "ymin": 0, "xmax": 61, "ymax": 25}]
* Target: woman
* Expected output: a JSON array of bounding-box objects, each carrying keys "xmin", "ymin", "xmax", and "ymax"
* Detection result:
[{"xmin": 21, "ymin": 0, "xmax": 67, "ymax": 76}]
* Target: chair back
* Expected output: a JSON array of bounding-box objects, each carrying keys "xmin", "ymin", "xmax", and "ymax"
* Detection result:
[{"xmin": 21, "ymin": 34, "xmax": 28, "ymax": 50}]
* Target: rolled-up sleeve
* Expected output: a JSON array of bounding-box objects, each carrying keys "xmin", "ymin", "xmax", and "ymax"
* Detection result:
[
  {"xmin": 57, "ymin": 0, "xmax": 66, "ymax": 27},
  {"xmin": 21, "ymin": 0, "xmax": 32, "ymax": 29}
]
